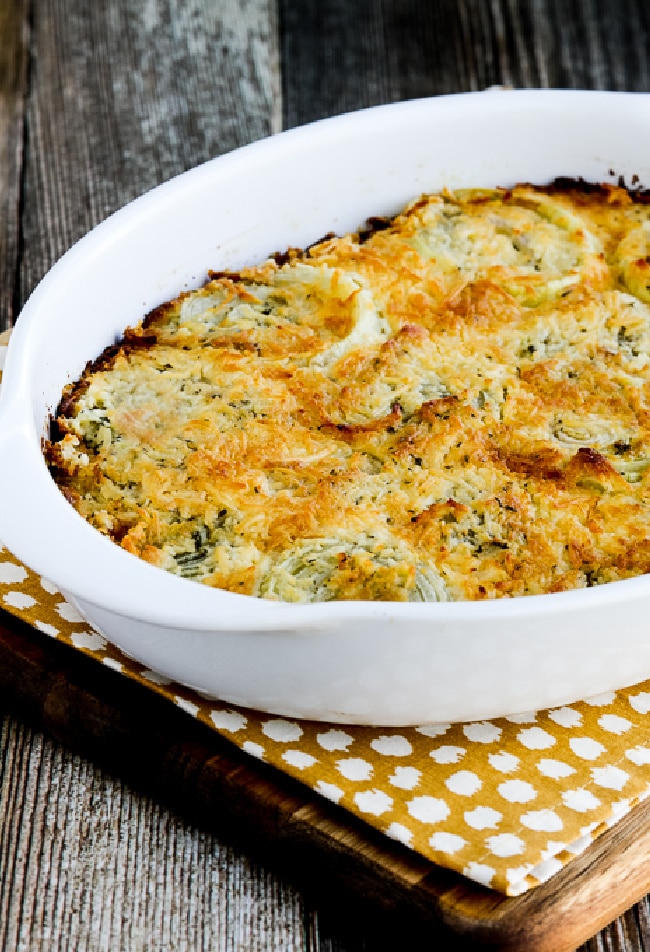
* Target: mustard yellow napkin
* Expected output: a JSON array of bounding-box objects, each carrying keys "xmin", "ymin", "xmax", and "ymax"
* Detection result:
[
  {"xmin": 4, "ymin": 540, "xmax": 650, "ymax": 896},
  {"xmin": 2, "ymin": 339, "xmax": 650, "ymax": 897}
]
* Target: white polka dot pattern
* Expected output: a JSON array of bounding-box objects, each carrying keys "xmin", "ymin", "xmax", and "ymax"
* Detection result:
[
  {"xmin": 465, "ymin": 806, "xmax": 502, "ymax": 830},
  {"xmin": 446, "ymin": 771, "xmax": 482, "ymax": 796},
  {"xmin": 0, "ymin": 562, "xmax": 27, "ymax": 585},
  {"xmin": 315, "ymin": 781, "xmax": 344, "ymax": 803},
  {"xmin": 389, "ymin": 766, "xmax": 421, "ymax": 790},
  {"xmin": 431, "ymin": 745, "xmax": 466, "ymax": 765},
  {"xmin": 3, "ymin": 547, "xmax": 650, "ymax": 897}
]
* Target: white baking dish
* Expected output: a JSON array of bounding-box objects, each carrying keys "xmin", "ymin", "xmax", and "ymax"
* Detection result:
[{"xmin": 2, "ymin": 89, "xmax": 650, "ymax": 725}]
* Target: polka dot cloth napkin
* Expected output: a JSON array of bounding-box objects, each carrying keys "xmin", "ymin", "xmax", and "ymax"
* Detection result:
[{"xmin": 2, "ymin": 340, "xmax": 650, "ymax": 897}]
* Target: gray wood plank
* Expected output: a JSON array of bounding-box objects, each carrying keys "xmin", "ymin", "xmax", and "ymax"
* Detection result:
[
  {"xmin": 279, "ymin": 0, "xmax": 650, "ymax": 130},
  {"xmin": 0, "ymin": 714, "xmax": 312, "ymax": 952},
  {"xmin": 0, "ymin": 1, "xmax": 310, "ymax": 950},
  {"xmin": 15, "ymin": 0, "xmax": 281, "ymax": 314},
  {"xmin": 0, "ymin": 0, "xmax": 29, "ymax": 330},
  {"xmin": 279, "ymin": 5, "xmax": 650, "ymax": 939}
]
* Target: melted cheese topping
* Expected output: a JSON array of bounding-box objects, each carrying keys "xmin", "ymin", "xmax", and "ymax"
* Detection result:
[{"xmin": 46, "ymin": 182, "xmax": 650, "ymax": 602}]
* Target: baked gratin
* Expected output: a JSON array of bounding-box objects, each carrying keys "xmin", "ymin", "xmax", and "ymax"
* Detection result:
[{"xmin": 46, "ymin": 181, "xmax": 650, "ymax": 603}]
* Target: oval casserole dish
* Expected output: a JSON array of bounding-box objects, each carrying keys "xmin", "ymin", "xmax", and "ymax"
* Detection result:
[{"xmin": 2, "ymin": 90, "xmax": 650, "ymax": 724}]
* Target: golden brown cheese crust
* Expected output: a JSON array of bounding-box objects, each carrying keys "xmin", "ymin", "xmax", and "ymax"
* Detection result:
[{"xmin": 45, "ymin": 181, "xmax": 650, "ymax": 602}]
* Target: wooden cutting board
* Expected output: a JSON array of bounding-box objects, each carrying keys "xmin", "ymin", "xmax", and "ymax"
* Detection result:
[{"xmin": 2, "ymin": 607, "xmax": 650, "ymax": 951}]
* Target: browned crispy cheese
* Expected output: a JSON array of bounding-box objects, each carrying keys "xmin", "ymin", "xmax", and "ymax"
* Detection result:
[{"xmin": 44, "ymin": 182, "xmax": 650, "ymax": 602}]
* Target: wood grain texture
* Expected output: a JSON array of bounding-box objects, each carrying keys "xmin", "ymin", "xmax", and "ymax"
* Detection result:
[
  {"xmin": 3, "ymin": 0, "xmax": 650, "ymax": 950},
  {"xmin": 279, "ymin": 0, "xmax": 650, "ymax": 129},
  {"xmin": 0, "ymin": 0, "xmax": 29, "ymax": 331},
  {"xmin": 0, "ymin": 719, "xmax": 311, "ymax": 952},
  {"xmin": 14, "ymin": 0, "xmax": 280, "ymax": 315}
]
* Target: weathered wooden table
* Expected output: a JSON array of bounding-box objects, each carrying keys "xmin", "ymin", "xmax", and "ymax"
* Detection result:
[{"xmin": 2, "ymin": 2, "xmax": 650, "ymax": 949}]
